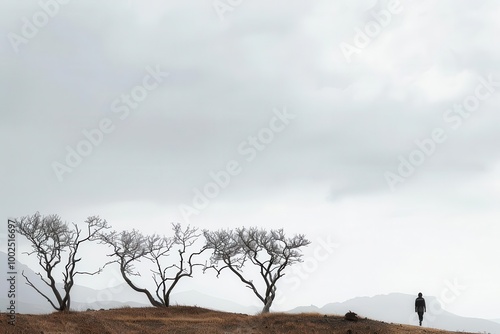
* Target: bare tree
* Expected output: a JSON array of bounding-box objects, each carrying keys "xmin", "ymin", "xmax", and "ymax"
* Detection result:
[
  {"xmin": 204, "ymin": 227, "xmax": 311, "ymax": 313},
  {"xmin": 16, "ymin": 212, "xmax": 109, "ymax": 311},
  {"xmin": 99, "ymin": 223, "xmax": 206, "ymax": 307}
]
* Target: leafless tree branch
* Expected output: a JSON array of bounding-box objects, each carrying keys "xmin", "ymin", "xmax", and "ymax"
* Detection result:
[
  {"xmin": 99, "ymin": 223, "xmax": 206, "ymax": 307},
  {"xmin": 16, "ymin": 212, "xmax": 110, "ymax": 311},
  {"xmin": 203, "ymin": 227, "xmax": 310, "ymax": 313}
]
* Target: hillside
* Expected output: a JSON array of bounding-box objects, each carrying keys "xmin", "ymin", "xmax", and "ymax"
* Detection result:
[
  {"xmin": 0, "ymin": 306, "xmax": 477, "ymax": 334},
  {"xmin": 289, "ymin": 293, "xmax": 500, "ymax": 333}
]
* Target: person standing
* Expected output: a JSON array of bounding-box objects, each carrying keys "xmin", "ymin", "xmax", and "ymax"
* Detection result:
[{"xmin": 415, "ymin": 292, "xmax": 426, "ymax": 326}]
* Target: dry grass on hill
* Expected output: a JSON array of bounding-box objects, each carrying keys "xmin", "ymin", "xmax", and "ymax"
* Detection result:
[{"xmin": 1, "ymin": 306, "xmax": 476, "ymax": 334}]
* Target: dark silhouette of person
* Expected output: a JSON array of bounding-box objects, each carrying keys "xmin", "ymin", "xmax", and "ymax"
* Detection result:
[{"xmin": 415, "ymin": 292, "xmax": 426, "ymax": 326}]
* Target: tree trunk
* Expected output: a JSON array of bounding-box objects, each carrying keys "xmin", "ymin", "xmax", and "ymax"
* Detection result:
[
  {"xmin": 261, "ymin": 298, "xmax": 273, "ymax": 313},
  {"xmin": 65, "ymin": 295, "xmax": 71, "ymax": 312},
  {"xmin": 120, "ymin": 266, "xmax": 163, "ymax": 307}
]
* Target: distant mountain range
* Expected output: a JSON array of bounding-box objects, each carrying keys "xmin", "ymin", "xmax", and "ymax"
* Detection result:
[
  {"xmin": 0, "ymin": 251, "xmax": 259, "ymax": 314},
  {"xmin": 1, "ymin": 252, "xmax": 498, "ymax": 333},
  {"xmin": 287, "ymin": 293, "xmax": 500, "ymax": 333}
]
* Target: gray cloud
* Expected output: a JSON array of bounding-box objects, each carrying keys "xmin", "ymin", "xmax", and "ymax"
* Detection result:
[{"xmin": 2, "ymin": 0, "xmax": 500, "ymax": 319}]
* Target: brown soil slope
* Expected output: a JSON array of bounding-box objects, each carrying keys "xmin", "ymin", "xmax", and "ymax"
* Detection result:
[{"xmin": 1, "ymin": 306, "xmax": 475, "ymax": 334}]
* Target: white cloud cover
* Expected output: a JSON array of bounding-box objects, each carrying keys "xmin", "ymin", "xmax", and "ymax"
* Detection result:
[{"xmin": 1, "ymin": 0, "xmax": 499, "ymax": 320}]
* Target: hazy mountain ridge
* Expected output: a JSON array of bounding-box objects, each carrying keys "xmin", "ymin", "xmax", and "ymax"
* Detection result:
[
  {"xmin": 288, "ymin": 293, "xmax": 500, "ymax": 333},
  {"xmin": 2, "ymin": 252, "xmax": 498, "ymax": 333},
  {"xmin": 0, "ymin": 251, "xmax": 259, "ymax": 314}
]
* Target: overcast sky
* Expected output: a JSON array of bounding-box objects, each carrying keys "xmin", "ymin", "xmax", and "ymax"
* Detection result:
[{"xmin": 1, "ymin": 0, "xmax": 500, "ymax": 320}]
